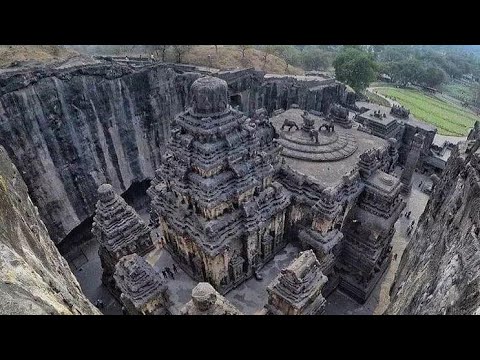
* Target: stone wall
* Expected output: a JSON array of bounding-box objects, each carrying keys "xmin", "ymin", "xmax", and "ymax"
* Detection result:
[
  {"xmin": 0, "ymin": 145, "xmax": 99, "ymax": 314},
  {"xmin": 0, "ymin": 63, "xmax": 200, "ymax": 244},
  {"xmin": 387, "ymin": 139, "xmax": 480, "ymax": 315},
  {"xmin": 0, "ymin": 64, "xmax": 351, "ymax": 246}
]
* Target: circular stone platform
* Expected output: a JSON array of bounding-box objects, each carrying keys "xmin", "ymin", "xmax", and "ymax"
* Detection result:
[{"xmin": 272, "ymin": 110, "xmax": 358, "ymax": 162}]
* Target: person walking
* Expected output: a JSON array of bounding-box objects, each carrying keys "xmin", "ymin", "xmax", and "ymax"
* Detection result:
[
  {"xmin": 172, "ymin": 263, "xmax": 177, "ymax": 274},
  {"xmin": 95, "ymin": 299, "xmax": 104, "ymax": 309}
]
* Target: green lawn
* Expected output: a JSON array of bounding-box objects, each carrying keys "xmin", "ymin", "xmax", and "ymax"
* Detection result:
[{"xmin": 375, "ymin": 87, "xmax": 479, "ymax": 136}]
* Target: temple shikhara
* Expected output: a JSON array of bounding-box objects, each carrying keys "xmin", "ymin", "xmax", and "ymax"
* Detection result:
[
  {"xmin": 90, "ymin": 72, "xmax": 427, "ymax": 314},
  {"xmin": 148, "ymin": 76, "xmax": 291, "ymax": 294}
]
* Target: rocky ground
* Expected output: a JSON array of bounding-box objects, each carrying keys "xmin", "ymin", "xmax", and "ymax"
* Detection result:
[
  {"xmin": 0, "ymin": 145, "xmax": 99, "ymax": 314},
  {"xmin": 0, "ymin": 45, "xmax": 91, "ymax": 69}
]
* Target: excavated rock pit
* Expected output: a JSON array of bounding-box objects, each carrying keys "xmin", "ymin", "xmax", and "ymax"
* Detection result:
[{"xmin": 0, "ymin": 61, "xmax": 352, "ymax": 249}]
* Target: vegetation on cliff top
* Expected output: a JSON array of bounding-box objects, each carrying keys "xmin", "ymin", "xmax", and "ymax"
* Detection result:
[
  {"xmin": 0, "ymin": 45, "xmax": 78, "ymax": 68},
  {"xmin": 376, "ymin": 86, "xmax": 478, "ymax": 136}
]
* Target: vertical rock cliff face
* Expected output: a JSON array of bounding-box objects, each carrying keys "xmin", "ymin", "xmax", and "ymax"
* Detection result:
[
  {"xmin": 0, "ymin": 64, "xmax": 351, "ymax": 247},
  {"xmin": 258, "ymin": 77, "xmax": 353, "ymax": 115},
  {"xmin": 0, "ymin": 145, "xmax": 99, "ymax": 314},
  {"xmin": 0, "ymin": 64, "xmax": 200, "ymax": 244},
  {"xmin": 387, "ymin": 138, "xmax": 480, "ymax": 315}
]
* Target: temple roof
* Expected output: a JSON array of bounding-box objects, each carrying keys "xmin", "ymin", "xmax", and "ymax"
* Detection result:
[
  {"xmin": 114, "ymin": 254, "xmax": 167, "ymax": 311},
  {"xmin": 92, "ymin": 184, "xmax": 150, "ymax": 254},
  {"xmin": 267, "ymin": 250, "xmax": 328, "ymax": 309}
]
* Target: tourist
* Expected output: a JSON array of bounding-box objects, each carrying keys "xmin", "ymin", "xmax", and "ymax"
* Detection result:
[
  {"xmin": 162, "ymin": 270, "xmax": 167, "ymax": 279},
  {"xmin": 166, "ymin": 267, "xmax": 174, "ymax": 280},
  {"xmin": 172, "ymin": 263, "xmax": 177, "ymax": 273},
  {"xmin": 121, "ymin": 306, "xmax": 128, "ymax": 315},
  {"xmin": 95, "ymin": 299, "xmax": 104, "ymax": 309},
  {"xmin": 393, "ymin": 253, "xmax": 397, "ymax": 261},
  {"xmin": 165, "ymin": 267, "xmax": 173, "ymax": 278}
]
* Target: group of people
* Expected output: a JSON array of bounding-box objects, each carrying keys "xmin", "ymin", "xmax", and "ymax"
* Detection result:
[{"xmin": 161, "ymin": 264, "xmax": 178, "ymax": 280}]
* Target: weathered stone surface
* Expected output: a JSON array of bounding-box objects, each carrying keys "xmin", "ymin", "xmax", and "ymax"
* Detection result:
[
  {"xmin": 0, "ymin": 64, "xmax": 350, "ymax": 248},
  {"xmin": 0, "ymin": 64, "xmax": 200, "ymax": 245},
  {"xmin": 266, "ymin": 250, "xmax": 328, "ymax": 315},
  {"xmin": 114, "ymin": 253, "xmax": 170, "ymax": 315},
  {"xmin": 387, "ymin": 134, "xmax": 480, "ymax": 315},
  {"xmin": 400, "ymin": 133, "xmax": 424, "ymax": 194},
  {"xmin": 181, "ymin": 282, "xmax": 242, "ymax": 315},
  {"xmin": 92, "ymin": 183, "xmax": 154, "ymax": 294},
  {"xmin": 0, "ymin": 145, "xmax": 99, "ymax": 315},
  {"xmin": 149, "ymin": 76, "xmax": 291, "ymax": 294}
]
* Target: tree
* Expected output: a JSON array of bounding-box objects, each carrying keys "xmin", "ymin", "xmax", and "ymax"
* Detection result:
[
  {"xmin": 158, "ymin": 45, "xmax": 169, "ymax": 62},
  {"xmin": 473, "ymin": 83, "xmax": 480, "ymax": 107},
  {"xmin": 300, "ymin": 47, "xmax": 332, "ymax": 71},
  {"xmin": 258, "ymin": 45, "xmax": 278, "ymax": 67},
  {"xmin": 144, "ymin": 45, "xmax": 169, "ymax": 61},
  {"xmin": 387, "ymin": 59, "xmax": 423, "ymax": 86},
  {"xmin": 172, "ymin": 45, "xmax": 192, "ymax": 63},
  {"xmin": 276, "ymin": 45, "xmax": 300, "ymax": 72},
  {"xmin": 333, "ymin": 47, "xmax": 378, "ymax": 93},
  {"xmin": 239, "ymin": 45, "xmax": 252, "ymax": 59},
  {"xmin": 419, "ymin": 66, "xmax": 446, "ymax": 88}
]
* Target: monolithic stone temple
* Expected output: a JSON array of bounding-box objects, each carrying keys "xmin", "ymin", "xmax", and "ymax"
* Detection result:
[
  {"xmin": 146, "ymin": 75, "xmax": 406, "ymax": 304},
  {"xmin": 266, "ymin": 250, "xmax": 328, "ymax": 315},
  {"xmin": 148, "ymin": 76, "xmax": 291, "ymax": 294},
  {"xmin": 92, "ymin": 184, "xmax": 154, "ymax": 296}
]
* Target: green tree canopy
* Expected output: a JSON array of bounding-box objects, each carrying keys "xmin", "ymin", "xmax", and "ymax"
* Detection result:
[
  {"xmin": 333, "ymin": 48, "xmax": 378, "ymax": 93},
  {"xmin": 301, "ymin": 47, "xmax": 333, "ymax": 71},
  {"xmin": 419, "ymin": 66, "xmax": 446, "ymax": 88},
  {"xmin": 274, "ymin": 45, "xmax": 301, "ymax": 71},
  {"xmin": 387, "ymin": 59, "xmax": 423, "ymax": 86}
]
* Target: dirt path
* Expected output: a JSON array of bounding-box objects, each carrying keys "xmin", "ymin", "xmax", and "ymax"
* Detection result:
[{"xmin": 367, "ymin": 87, "xmax": 399, "ymax": 107}]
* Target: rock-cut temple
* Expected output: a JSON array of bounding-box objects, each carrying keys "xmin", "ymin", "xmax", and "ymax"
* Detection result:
[{"xmin": 92, "ymin": 74, "xmax": 418, "ymax": 312}]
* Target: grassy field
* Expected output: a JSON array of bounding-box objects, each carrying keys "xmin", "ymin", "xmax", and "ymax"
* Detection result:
[{"xmin": 375, "ymin": 87, "xmax": 479, "ymax": 136}]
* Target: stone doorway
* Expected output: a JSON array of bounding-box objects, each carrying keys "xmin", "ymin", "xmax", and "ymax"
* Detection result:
[{"xmin": 230, "ymin": 94, "xmax": 242, "ymax": 111}]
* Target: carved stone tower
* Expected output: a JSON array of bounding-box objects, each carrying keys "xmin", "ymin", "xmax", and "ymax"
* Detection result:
[
  {"xmin": 92, "ymin": 184, "xmax": 154, "ymax": 296},
  {"xmin": 114, "ymin": 254, "xmax": 170, "ymax": 315},
  {"xmin": 148, "ymin": 76, "xmax": 291, "ymax": 294},
  {"xmin": 266, "ymin": 250, "xmax": 328, "ymax": 315},
  {"xmin": 400, "ymin": 133, "xmax": 425, "ymax": 194}
]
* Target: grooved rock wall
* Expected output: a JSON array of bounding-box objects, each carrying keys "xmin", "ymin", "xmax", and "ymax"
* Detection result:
[
  {"xmin": 0, "ymin": 64, "xmax": 351, "ymax": 246},
  {"xmin": 0, "ymin": 145, "xmax": 99, "ymax": 314},
  {"xmin": 0, "ymin": 64, "xmax": 200, "ymax": 243},
  {"xmin": 386, "ymin": 140, "xmax": 480, "ymax": 315}
]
